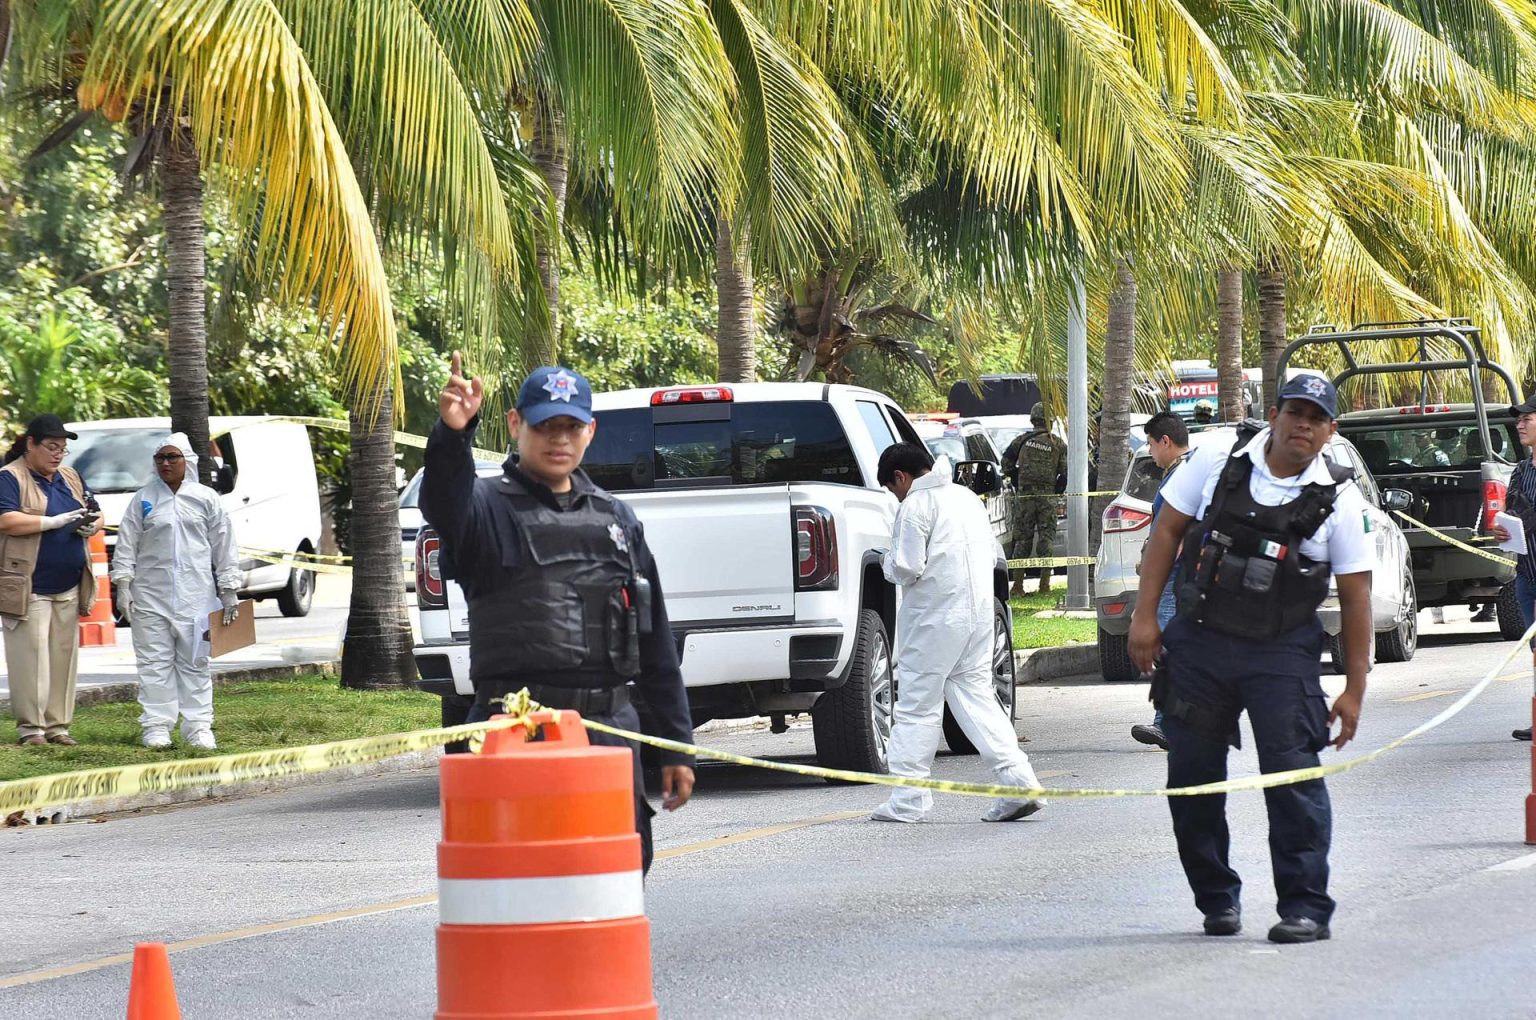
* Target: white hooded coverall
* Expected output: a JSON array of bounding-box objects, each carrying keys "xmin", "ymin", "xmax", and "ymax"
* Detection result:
[
  {"xmin": 878, "ymin": 470, "xmax": 1043, "ymax": 820},
  {"xmin": 110, "ymin": 435, "xmax": 241, "ymax": 734}
]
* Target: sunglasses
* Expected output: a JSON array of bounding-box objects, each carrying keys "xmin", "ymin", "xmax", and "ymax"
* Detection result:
[{"xmin": 153, "ymin": 453, "xmax": 185, "ymax": 463}]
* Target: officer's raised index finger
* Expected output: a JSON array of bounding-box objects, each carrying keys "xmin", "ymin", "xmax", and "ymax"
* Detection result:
[{"xmin": 449, "ymin": 350, "xmax": 463, "ymax": 378}]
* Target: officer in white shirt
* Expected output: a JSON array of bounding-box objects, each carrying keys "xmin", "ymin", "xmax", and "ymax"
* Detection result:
[{"xmin": 1129, "ymin": 374, "xmax": 1373, "ymax": 945}]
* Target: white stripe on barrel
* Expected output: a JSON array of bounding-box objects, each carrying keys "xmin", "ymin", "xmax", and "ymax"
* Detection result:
[{"xmin": 439, "ymin": 871, "xmax": 645, "ymax": 926}]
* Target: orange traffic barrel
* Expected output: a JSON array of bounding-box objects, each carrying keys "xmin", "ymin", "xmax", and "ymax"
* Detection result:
[
  {"xmin": 78, "ymin": 530, "xmax": 116, "ymax": 646},
  {"xmin": 436, "ymin": 710, "xmax": 656, "ymax": 1020}
]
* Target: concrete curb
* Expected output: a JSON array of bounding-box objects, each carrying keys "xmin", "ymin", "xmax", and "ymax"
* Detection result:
[
  {"xmin": 14, "ymin": 746, "xmax": 440, "ymax": 827},
  {"xmin": 0, "ymin": 660, "xmax": 341, "ymax": 717},
  {"xmin": 1013, "ymin": 643, "xmax": 1099, "ymax": 684}
]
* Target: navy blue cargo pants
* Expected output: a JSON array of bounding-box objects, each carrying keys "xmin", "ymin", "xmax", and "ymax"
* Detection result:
[{"xmin": 1161, "ymin": 614, "xmax": 1335, "ymax": 924}]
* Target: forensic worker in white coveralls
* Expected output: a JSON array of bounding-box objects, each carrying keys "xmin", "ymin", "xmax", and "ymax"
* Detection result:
[
  {"xmin": 872, "ymin": 442, "xmax": 1048, "ymax": 823},
  {"xmin": 110, "ymin": 433, "xmax": 241, "ymax": 749}
]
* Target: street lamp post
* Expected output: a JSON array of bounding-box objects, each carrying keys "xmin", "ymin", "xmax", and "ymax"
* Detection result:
[{"xmin": 1065, "ymin": 274, "xmax": 1090, "ymax": 611}]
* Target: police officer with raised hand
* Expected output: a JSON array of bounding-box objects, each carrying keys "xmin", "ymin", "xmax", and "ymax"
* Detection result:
[
  {"xmin": 422, "ymin": 352, "xmax": 695, "ymax": 873},
  {"xmin": 1001, "ymin": 403, "xmax": 1067, "ymax": 596},
  {"xmin": 1129, "ymin": 374, "xmax": 1373, "ymax": 945}
]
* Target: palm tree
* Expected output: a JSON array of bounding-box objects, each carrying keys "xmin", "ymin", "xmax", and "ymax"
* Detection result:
[
  {"xmin": 1258, "ymin": 258, "xmax": 1287, "ymax": 410},
  {"xmin": 1098, "ymin": 260, "xmax": 1137, "ymax": 534},
  {"xmin": 1216, "ymin": 267, "xmax": 1245, "ymax": 420},
  {"xmin": 161, "ymin": 126, "xmax": 215, "ymax": 487}
]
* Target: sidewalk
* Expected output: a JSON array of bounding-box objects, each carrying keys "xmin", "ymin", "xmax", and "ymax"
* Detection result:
[{"xmin": 0, "ymin": 574, "xmax": 359, "ymax": 710}]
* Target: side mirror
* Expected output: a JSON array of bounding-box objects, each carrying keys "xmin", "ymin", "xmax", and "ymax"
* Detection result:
[
  {"xmin": 1381, "ymin": 488, "xmax": 1412, "ymax": 512},
  {"xmin": 953, "ymin": 460, "xmax": 1002, "ymax": 496}
]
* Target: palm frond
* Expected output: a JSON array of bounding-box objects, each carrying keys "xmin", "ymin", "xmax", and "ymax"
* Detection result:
[{"xmin": 82, "ymin": 0, "xmax": 400, "ymax": 415}]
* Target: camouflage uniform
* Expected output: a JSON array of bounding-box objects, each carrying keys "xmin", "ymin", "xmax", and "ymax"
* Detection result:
[{"xmin": 1002, "ymin": 426, "xmax": 1068, "ymax": 592}]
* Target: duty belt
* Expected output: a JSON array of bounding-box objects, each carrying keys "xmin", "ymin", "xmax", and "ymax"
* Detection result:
[{"xmin": 522, "ymin": 682, "xmax": 631, "ymax": 715}]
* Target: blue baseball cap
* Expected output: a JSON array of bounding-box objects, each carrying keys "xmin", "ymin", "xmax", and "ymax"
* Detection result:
[
  {"xmin": 516, "ymin": 366, "xmax": 593, "ymax": 426},
  {"xmin": 1277, "ymin": 373, "xmax": 1338, "ymax": 419}
]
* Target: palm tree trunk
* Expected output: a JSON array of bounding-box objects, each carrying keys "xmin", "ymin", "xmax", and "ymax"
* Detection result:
[
  {"xmin": 528, "ymin": 101, "xmax": 568, "ymax": 370},
  {"xmin": 1216, "ymin": 266, "xmax": 1244, "ymax": 422},
  {"xmin": 716, "ymin": 215, "xmax": 756, "ymax": 383},
  {"xmin": 341, "ymin": 381, "xmax": 415, "ymax": 689},
  {"xmin": 162, "ymin": 126, "xmax": 214, "ymax": 487},
  {"xmin": 1258, "ymin": 258, "xmax": 1287, "ymax": 413},
  {"xmin": 1096, "ymin": 259, "xmax": 1137, "ymax": 546}
]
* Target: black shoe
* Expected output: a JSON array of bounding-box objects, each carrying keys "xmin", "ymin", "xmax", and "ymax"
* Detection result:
[
  {"xmin": 1515, "ymin": 728, "xmax": 1532, "ymax": 741},
  {"xmin": 1268, "ymin": 917, "xmax": 1330, "ymax": 943},
  {"xmin": 1471, "ymin": 605, "xmax": 1497, "ymax": 623},
  {"xmin": 1131, "ymin": 724, "xmax": 1169, "ymax": 750},
  {"xmin": 1202, "ymin": 907, "xmax": 1241, "ymax": 936}
]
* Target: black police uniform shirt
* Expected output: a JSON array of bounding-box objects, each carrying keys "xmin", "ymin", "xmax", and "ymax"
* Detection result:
[
  {"xmin": 1161, "ymin": 426, "xmax": 1373, "ymax": 581},
  {"xmin": 419, "ymin": 417, "xmax": 694, "ymax": 768}
]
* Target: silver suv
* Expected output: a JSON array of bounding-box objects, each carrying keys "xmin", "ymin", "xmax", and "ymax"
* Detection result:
[{"xmin": 1094, "ymin": 427, "xmax": 1417, "ymax": 681}]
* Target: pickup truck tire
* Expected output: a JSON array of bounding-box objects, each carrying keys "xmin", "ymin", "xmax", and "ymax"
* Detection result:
[
  {"xmin": 1497, "ymin": 583, "xmax": 1527, "ymax": 641},
  {"xmin": 812, "ymin": 609, "xmax": 894, "ymax": 775},
  {"xmin": 276, "ymin": 561, "xmax": 315, "ymax": 617},
  {"xmin": 1098, "ymin": 626, "xmax": 1137, "ymax": 682},
  {"xmin": 944, "ymin": 599, "xmax": 1018, "ymax": 755},
  {"xmin": 1375, "ymin": 568, "xmax": 1418, "ymax": 663},
  {"xmin": 1325, "ymin": 632, "xmax": 1345, "ymax": 675}
]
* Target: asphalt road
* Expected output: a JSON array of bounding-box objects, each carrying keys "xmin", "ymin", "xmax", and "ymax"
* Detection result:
[{"xmin": 2, "ymin": 612, "xmax": 1533, "ymax": 1019}]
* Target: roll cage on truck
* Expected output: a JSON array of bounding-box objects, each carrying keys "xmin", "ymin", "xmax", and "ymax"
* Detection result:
[{"xmin": 1278, "ymin": 318, "xmax": 1523, "ymax": 635}]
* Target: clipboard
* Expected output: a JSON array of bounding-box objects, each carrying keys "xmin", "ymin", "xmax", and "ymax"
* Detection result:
[{"xmin": 207, "ymin": 600, "xmax": 256, "ymax": 657}]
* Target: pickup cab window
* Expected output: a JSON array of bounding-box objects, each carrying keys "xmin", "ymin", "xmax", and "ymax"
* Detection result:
[
  {"xmin": 586, "ymin": 401, "xmax": 864, "ymax": 490},
  {"xmin": 856, "ymin": 400, "xmax": 897, "ymax": 455}
]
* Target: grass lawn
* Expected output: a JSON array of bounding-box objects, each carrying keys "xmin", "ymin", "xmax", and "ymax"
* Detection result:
[
  {"xmin": 1009, "ymin": 590, "xmax": 1097, "ymax": 650},
  {"xmin": 0, "ymin": 674, "xmax": 441, "ymax": 782}
]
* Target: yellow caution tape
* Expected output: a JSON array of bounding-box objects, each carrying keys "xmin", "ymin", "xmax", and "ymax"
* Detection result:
[
  {"xmin": 9, "ymin": 615, "xmax": 1527, "ymax": 816},
  {"xmin": 1007, "ymin": 556, "xmax": 1097, "ymax": 568},
  {"xmin": 1014, "ymin": 490, "xmax": 1119, "ymax": 499},
  {"xmin": 0, "ymin": 717, "xmax": 529, "ymax": 817},
  {"xmin": 273, "ymin": 415, "xmax": 505, "ymax": 463},
  {"xmin": 1390, "ymin": 510, "xmax": 1518, "ymax": 567},
  {"xmin": 584, "ymin": 614, "xmax": 1536, "ymax": 800}
]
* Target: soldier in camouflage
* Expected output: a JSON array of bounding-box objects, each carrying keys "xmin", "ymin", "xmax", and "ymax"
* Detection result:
[{"xmin": 1002, "ymin": 403, "xmax": 1068, "ymax": 595}]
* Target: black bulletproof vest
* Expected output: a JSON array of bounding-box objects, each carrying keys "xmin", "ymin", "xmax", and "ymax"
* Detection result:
[
  {"xmin": 1175, "ymin": 448, "xmax": 1352, "ymax": 640},
  {"xmin": 466, "ymin": 486, "xmax": 641, "ymax": 685}
]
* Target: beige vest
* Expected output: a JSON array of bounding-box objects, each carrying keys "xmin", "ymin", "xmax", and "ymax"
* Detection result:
[{"xmin": 0, "ymin": 459, "xmax": 97, "ymax": 619}]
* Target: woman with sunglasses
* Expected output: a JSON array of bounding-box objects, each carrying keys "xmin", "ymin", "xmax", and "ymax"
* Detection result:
[
  {"xmin": 0, "ymin": 414, "xmax": 101, "ymax": 746},
  {"xmin": 1492, "ymin": 398, "xmax": 1536, "ymax": 741},
  {"xmin": 110, "ymin": 432, "xmax": 241, "ymax": 749}
]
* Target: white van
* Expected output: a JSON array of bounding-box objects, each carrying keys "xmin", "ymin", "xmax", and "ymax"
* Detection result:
[{"xmin": 63, "ymin": 416, "xmax": 324, "ymax": 616}]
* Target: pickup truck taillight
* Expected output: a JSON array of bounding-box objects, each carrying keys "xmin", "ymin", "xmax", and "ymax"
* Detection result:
[
  {"xmin": 1103, "ymin": 502, "xmax": 1153, "ymax": 532},
  {"xmin": 793, "ymin": 506, "xmax": 839, "ymax": 591},
  {"xmin": 416, "ymin": 530, "xmax": 445, "ymax": 607},
  {"xmin": 1483, "ymin": 479, "xmax": 1507, "ymax": 532}
]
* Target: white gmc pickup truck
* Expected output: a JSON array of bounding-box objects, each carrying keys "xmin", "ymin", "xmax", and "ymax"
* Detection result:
[{"xmin": 412, "ymin": 382, "xmax": 1019, "ymax": 774}]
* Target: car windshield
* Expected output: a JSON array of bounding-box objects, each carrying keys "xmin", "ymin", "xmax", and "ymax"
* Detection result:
[
  {"xmin": 923, "ymin": 436, "xmax": 967, "ymax": 465},
  {"xmin": 583, "ymin": 401, "xmax": 862, "ymax": 490},
  {"xmin": 61, "ymin": 428, "xmax": 167, "ymax": 492},
  {"xmin": 399, "ymin": 462, "xmax": 501, "ymax": 507},
  {"xmin": 987, "ymin": 426, "xmax": 1026, "ymax": 452},
  {"xmin": 1346, "ymin": 423, "xmax": 1514, "ymax": 475},
  {"xmin": 1122, "ymin": 454, "xmax": 1168, "ymax": 503}
]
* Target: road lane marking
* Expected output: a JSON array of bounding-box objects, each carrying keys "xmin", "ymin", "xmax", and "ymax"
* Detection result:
[
  {"xmin": 1394, "ymin": 690, "xmax": 1461, "ymax": 703},
  {"xmin": 656, "ymin": 810, "xmax": 867, "ymax": 861},
  {"xmin": 1486, "ymin": 851, "xmax": 1536, "ymax": 872},
  {"xmin": 0, "ymin": 809, "xmax": 865, "ymax": 989}
]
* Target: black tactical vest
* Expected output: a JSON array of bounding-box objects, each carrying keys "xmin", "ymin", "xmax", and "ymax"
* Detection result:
[
  {"xmin": 1175, "ymin": 444, "xmax": 1353, "ymax": 640},
  {"xmin": 466, "ymin": 484, "xmax": 642, "ymax": 685}
]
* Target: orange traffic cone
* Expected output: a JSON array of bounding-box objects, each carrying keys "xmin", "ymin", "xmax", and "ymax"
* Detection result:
[
  {"xmin": 78, "ymin": 530, "xmax": 116, "ymax": 647},
  {"xmin": 126, "ymin": 943, "xmax": 182, "ymax": 1020}
]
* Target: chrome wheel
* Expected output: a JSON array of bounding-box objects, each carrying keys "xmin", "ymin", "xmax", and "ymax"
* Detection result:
[
  {"xmin": 869, "ymin": 632, "xmax": 894, "ymax": 768},
  {"xmin": 993, "ymin": 610, "xmax": 1016, "ymax": 715}
]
